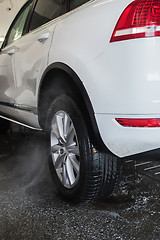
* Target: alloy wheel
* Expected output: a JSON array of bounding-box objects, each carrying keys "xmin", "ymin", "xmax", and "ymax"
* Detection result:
[{"xmin": 50, "ymin": 111, "xmax": 80, "ymax": 189}]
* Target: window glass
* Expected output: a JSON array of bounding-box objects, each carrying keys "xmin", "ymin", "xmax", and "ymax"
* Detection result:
[
  {"xmin": 70, "ymin": 0, "xmax": 89, "ymax": 10},
  {"xmin": 7, "ymin": 2, "xmax": 32, "ymax": 45},
  {"xmin": 29, "ymin": 0, "xmax": 66, "ymax": 31}
]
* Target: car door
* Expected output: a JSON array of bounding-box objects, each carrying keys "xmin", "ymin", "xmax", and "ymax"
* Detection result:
[
  {"xmin": 0, "ymin": 0, "xmax": 33, "ymax": 119},
  {"xmin": 13, "ymin": 0, "xmax": 66, "ymax": 128}
]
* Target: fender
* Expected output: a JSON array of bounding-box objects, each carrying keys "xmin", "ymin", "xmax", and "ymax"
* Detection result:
[{"xmin": 38, "ymin": 62, "xmax": 109, "ymax": 152}]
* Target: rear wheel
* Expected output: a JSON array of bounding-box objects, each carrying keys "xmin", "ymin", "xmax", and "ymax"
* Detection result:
[{"xmin": 45, "ymin": 94, "xmax": 120, "ymax": 203}]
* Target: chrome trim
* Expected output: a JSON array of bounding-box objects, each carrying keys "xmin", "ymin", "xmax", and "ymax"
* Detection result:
[
  {"xmin": 0, "ymin": 114, "xmax": 41, "ymax": 130},
  {"xmin": 0, "ymin": 101, "xmax": 37, "ymax": 115}
]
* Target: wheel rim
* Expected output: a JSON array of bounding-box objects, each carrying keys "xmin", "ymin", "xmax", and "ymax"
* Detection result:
[{"xmin": 50, "ymin": 111, "xmax": 80, "ymax": 189}]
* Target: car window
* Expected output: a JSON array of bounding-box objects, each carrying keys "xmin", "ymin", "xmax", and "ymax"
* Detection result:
[
  {"xmin": 6, "ymin": 1, "xmax": 32, "ymax": 46},
  {"xmin": 70, "ymin": 0, "xmax": 89, "ymax": 10},
  {"xmin": 29, "ymin": 0, "xmax": 66, "ymax": 31}
]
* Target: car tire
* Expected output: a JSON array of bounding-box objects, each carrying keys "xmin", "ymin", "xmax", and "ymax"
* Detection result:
[
  {"xmin": 0, "ymin": 118, "xmax": 10, "ymax": 133},
  {"xmin": 45, "ymin": 94, "xmax": 120, "ymax": 203}
]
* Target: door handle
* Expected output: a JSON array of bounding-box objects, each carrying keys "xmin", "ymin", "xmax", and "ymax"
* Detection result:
[
  {"xmin": 38, "ymin": 33, "xmax": 50, "ymax": 43},
  {"xmin": 7, "ymin": 48, "xmax": 17, "ymax": 56}
]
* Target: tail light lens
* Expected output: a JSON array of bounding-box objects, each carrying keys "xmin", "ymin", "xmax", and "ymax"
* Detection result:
[
  {"xmin": 110, "ymin": 0, "xmax": 160, "ymax": 42},
  {"xmin": 115, "ymin": 118, "xmax": 160, "ymax": 127}
]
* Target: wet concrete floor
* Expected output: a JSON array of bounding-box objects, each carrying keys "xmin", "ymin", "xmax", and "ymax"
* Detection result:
[{"xmin": 0, "ymin": 125, "xmax": 159, "ymax": 240}]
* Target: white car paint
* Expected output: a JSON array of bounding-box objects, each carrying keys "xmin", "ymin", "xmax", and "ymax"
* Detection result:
[
  {"xmin": 13, "ymin": 24, "xmax": 56, "ymax": 127},
  {"xmin": 48, "ymin": 0, "xmax": 160, "ymax": 157}
]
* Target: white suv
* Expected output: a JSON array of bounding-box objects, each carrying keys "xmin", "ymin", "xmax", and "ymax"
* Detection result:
[{"xmin": 0, "ymin": 0, "xmax": 160, "ymax": 202}]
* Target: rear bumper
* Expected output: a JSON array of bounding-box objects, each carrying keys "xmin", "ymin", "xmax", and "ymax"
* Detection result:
[{"xmin": 95, "ymin": 113, "xmax": 160, "ymax": 158}]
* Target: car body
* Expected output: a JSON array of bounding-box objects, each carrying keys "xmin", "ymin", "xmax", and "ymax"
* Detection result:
[{"xmin": 0, "ymin": 0, "xmax": 160, "ymax": 202}]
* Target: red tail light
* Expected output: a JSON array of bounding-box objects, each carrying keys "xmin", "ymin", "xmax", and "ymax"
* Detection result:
[
  {"xmin": 110, "ymin": 0, "xmax": 160, "ymax": 42},
  {"xmin": 115, "ymin": 118, "xmax": 160, "ymax": 127}
]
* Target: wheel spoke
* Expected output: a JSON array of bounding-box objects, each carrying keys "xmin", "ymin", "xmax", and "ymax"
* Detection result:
[
  {"xmin": 66, "ymin": 123, "xmax": 75, "ymax": 146},
  {"xmin": 56, "ymin": 114, "xmax": 65, "ymax": 142},
  {"xmin": 51, "ymin": 131, "xmax": 58, "ymax": 146},
  {"xmin": 51, "ymin": 122, "xmax": 60, "ymax": 140},
  {"xmin": 63, "ymin": 113, "xmax": 70, "ymax": 138},
  {"xmin": 68, "ymin": 155, "xmax": 80, "ymax": 175},
  {"xmin": 54, "ymin": 155, "xmax": 64, "ymax": 169},
  {"xmin": 67, "ymin": 145, "xmax": 80, "ymax": 156},
  {"xmin": 51, "ymin": 144, "xmax": 61, "ymax": 153},
  {"xmin": 66, "ymin": 156, "xmax": 76, "ymax": 186}
]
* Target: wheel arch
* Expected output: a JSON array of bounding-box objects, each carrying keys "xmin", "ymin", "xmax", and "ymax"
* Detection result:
[{"xmin": 38, "ymin": 62, "xmax": 107, "ymax": 151}]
